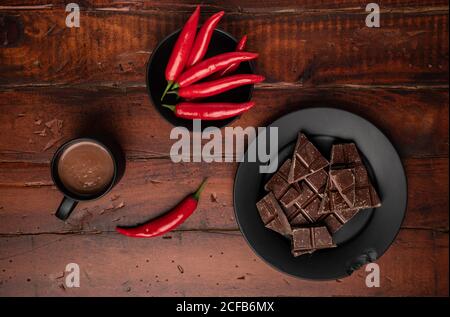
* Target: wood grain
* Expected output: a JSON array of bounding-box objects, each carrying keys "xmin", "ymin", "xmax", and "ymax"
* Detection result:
[
  {"xmin": 0, "ymin": 88, "xmax": 447, "ymax": 164},
  {"xmin": 0, "ymin": 157, "xmax": 447, "ymax": 234},
  {"xmin": 0, "ymin": 229, "xmax": 447, "ymax": 296},
  {"xmin": 0, "ymin": 4, "xmax": 448, "ymax": 86},
  {"xmin": 1, "ymin": 0, "xmax": 449, "ymax": 11}
]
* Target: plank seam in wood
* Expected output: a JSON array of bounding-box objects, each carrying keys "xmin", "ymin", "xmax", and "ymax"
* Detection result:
[{"xmin": 0, "ymin": 227, "xmax": 447, "ymax": 237}]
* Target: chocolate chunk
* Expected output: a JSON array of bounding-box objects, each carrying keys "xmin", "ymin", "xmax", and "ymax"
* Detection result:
[
  {"xmin": 329, "ymin": 169, "xmax": 355, "ymax": 207},
  {"xmin": 264, "ymin": 159, "xmax": 291, "ymax": 199},
  {"xmin": 330, "ymin": 143, "xmax": 361, "ymax": 167},
  {"xmin": 320, "ymin": 143, "xmax": 381, "ymax": 214},
  {"xmin": 280, "ymin": 169, "xmax": 328, "ymax": 225},
  {"xmin": 323, "ymin": 209, "xmax": 360, "ymax": 234},
  {"xmin": 291, "ymin": 226, "xmax": 335, "ymax": 257},
  {"xmin": 256, "ymin": 192, "xmax": 292, "ymax": 236},
  {"xmin": 305, "ymin": 168, "xmax": 328, "ymax": 195},
  {"xmin": 288, "ymin": 133, "xmax": 329, "ymax": 183},
  {"xmin": 291, "ymin": 228, "xmax": 313, "ymax": 256}
]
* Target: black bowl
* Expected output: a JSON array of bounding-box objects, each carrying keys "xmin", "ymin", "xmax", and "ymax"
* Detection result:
[
  {"xmin": 233, "ymin": 108, "xmax": 407, "ymax": 280},
  {"xmin": 146, "ymin": 28, "xmax": 254, "ymax": 130}
]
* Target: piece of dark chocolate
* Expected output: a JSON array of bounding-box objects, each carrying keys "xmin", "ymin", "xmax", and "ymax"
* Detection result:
[
  {"xmin": 288, "ymin": 133, "xmax": 329, "ymax": 183},
  {"xmin": 330, "ymin": 143, "xmax": 361, "ymax": 168},
  {"xmin": 264, "ymin": 159, "xmax": 292, "ymax": 199},
  {"xmin": 320, "ymin": 143, "xmax": 381, "ymax": 214},
  {"xmin": 329, "ymin": 169, "xmax": 355, "ymax": 207},
  {"xmin": 256, "ymin": 192, "xmax": 292, "ymax": 236},
  {"xmin": 323, "ymin": 208, "xmax": 360, "ymax": 234},
  {"xmin": 291, "ymin": 226, "xmax": 335, "ymax": 257},
  {"xmin": 279, "ymin": 169, "xmax": 328, "ymax": 225}
]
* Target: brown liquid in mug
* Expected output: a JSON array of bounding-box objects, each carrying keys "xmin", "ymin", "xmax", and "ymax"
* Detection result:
[{"xmin": 57, "ymin": 141, "xmax": 115, "ymax": 196}]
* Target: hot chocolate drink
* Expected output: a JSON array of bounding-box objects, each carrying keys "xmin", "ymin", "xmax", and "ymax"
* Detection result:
[{"xmin": 57, "ymin": 141, "xmax": 115, "ymax": 196}]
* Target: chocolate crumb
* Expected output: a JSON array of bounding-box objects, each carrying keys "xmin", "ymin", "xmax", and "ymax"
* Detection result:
[
  {"xmin": 237, "ymin": 276, "xmax": 245, "ymax": 280},
  {"xmin": 210, "ymin": 192, "xmax": 218, "ymax": 202},
  {"xmin": 33, "ymin": 129, "xmax": 47, "ymax": 136},
  {"xmin": 115, "ymin": 201, "xmax": 125, "ymax": 209},
  {"xmin": 43, "ymin": 137, "xmax": 62, "ymax": 152}
]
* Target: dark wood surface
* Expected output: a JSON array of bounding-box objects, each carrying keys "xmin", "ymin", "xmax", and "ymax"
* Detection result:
[{"xmin": 0, "ymin": 0, "xmax": 448, "ymax": 296}]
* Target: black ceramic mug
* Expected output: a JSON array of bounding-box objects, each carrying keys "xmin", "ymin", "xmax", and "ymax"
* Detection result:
[{"xmin": 51, "ymin": 137, "xmax": 125, "ymax": 221}]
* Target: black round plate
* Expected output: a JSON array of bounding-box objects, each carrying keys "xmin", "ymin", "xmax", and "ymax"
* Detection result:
[
  {"xmin": 146, "ymin": 28, "xmax": 254, "ymax": 130},
  {"xmin": 233, "ymin": 108, "xmax": 407, "ymax": 280}
]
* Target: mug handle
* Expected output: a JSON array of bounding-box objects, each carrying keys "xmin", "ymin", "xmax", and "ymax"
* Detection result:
[{"xmin": 55, "ymin": 197, "xmax": 78, "ymax": 220}]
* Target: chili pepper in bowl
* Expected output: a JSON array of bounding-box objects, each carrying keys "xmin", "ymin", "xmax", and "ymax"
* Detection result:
[
  {"xmin": 116, "ymin": 179, "xmax": 207, "ymax": 238},
  {"xmin": 212, "ymin": 35, "xmax": 248, "ymax": 78},
  {"xmin": 162, "ymin": 101, "xmax": 255, "ymax": 120},
  {"xmin": 169, "ymin": 74, "xmax": 265, "ymax": 99},
  {"xmin": 187, "ymin": 11, "xmax": 225, "ymax": 67},
  {"xmin": 162, "ymin": 6, "xmax": 200, "ymax": 101},
  {"xmin": 172, "ymin": 52, "xmax": 258, "ymax": 88}
]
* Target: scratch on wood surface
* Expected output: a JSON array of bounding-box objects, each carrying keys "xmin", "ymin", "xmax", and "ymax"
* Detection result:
[
  {"xmin": 255, "ymin": 82, "xmax": 450, "ymax": 91},
  {"xmin": 0, "ymin": 4, "xmax": 53, "ymax": 10},
  {"xmin": 24, "ymin": 181, "xmax": 53, "ymax": 187},
  {"xmin": 0, "ymin": 236, "xmax": 65, "ymax": 261},
  {"xmin": 53, "ymin": 60, "xmax": 69, "ymax": 74},
  {"xmin": 95, "ymin": 7, "xmax": 131, "ymax": 12},
  {"xmin": 45, "ymin": 24, "xmax": 56, "ymax": 36}
]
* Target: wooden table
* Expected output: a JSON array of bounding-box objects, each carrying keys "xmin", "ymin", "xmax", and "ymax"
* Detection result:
[{"xmin": 0, "ymin": 1, "xmax": 448, "ymax": 296}]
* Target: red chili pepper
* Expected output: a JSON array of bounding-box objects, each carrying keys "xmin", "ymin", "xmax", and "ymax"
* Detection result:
[
  {"xmin": 162, "ymin": 101, "xmax": 255, "ymax": 120},
  {"xmin": 173, "ymin": 52, "xmax": 258, "ymax": 88},
  {"xmin": 186, "ymin": 11, "xmax": 225, "ymax": 67},
  {"xmin": 170, "ymin": 74, "xmax": 265, "ymax": 99},
  {"xmin": 116, "ymin": 179, "xmax": 207, "ymax": 238},
  {"xmin": 214, "ymin": 35, "xmax": 248, "ymax": 78},
  {"xmin": 162, "ymin": 6, "xmax": 200, "ymax": 101}
]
